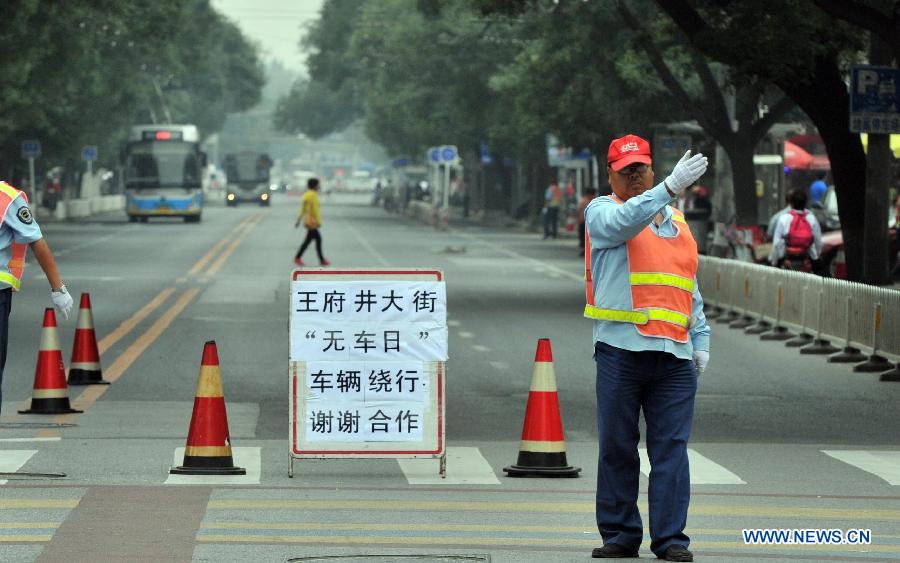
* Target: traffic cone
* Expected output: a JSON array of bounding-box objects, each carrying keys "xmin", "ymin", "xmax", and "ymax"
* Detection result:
[
  {"xmin": 19, "ymin": 308, "xmax": 82, "ymax": 415},
  {"xmin": 170, "ymin": 341, "xmax": 245, "ymax": 475},
  {"xmin": 68, "ymin": 293, "xmax": 109, "ymax": 385},
  {"xmin": 504, "ymin": 338, "xmax": 581, "ymax": 477}
]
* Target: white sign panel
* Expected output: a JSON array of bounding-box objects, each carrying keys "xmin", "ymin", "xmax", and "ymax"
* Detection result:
[{"xmin": 290, "ymin": 270, "xmax": 446, "ymax": 467}]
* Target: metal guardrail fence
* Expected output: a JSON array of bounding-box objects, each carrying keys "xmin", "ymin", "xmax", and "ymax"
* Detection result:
[{"xmin": 697, "ymin": 257, "xmax": 900, "ymax": 362}]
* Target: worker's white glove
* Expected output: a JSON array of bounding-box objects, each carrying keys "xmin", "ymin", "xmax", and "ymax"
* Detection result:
[
  {"xmin": 50, "ymin": 286, "xmax": 73, "ymax": 321},
  {"xmin": 693, "ymin": 350, "xmax": 709, "ymax": 375},
  {"xmin": 665, "ymin": 150, "xmax": 708, "ymax": 195}
]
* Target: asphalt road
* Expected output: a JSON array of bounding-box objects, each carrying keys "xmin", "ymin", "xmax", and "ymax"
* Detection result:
[{"xmin": 0, "ymin": 191, "xmax": 898, "ymax": 562}]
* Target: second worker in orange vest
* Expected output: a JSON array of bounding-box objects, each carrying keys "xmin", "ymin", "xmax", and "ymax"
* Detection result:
[{"xmin": 585, "ymin": 135, "xmax": 709, "ymax": 562}]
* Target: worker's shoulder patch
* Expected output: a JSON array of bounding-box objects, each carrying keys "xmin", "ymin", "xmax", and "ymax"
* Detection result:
[{"xmin": 16, "ymin": 206, "xmax": 33, "ymax": 225}]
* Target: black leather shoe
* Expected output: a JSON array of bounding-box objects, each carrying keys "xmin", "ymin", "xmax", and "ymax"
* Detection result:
[
  {"xmin": 657, "ymin": 544, "xmax": 693, "ymax": 562},
  {"xmin": 592, "ymin": 543, "xmax": 639, "ymax": 558}
]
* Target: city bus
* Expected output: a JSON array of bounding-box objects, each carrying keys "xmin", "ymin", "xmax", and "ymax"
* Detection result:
[
  {"xmin": 224, "ymin": 151, "xmax": 273, "ymax": 206},
  {"xmin": 122, "ymin": 124, "xmax": 205, "ymax": 222}
]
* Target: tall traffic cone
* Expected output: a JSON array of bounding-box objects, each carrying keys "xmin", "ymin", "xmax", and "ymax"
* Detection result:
[
  {"xmin": 19, "ymin": 308, "xmax": 82, "ymax": 415},
  {"xmin": 504, "ymin": 338, "xmax": 580, "ymax": 477},
  {"xmin": 170, "ymin": 341, "xmax": 245, "ymax": 475},
  {"xmin": 68, "ymin": 293, "xmax": 109, "ymax": 385}
]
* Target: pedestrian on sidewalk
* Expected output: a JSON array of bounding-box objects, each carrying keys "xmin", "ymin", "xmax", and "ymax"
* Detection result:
[
  {"xmin": 577, "ymin": 187, "xmax": 597, "ymax": 256},
  {"xmin": 294, "ymin": 178, "xmax": 330, "ymax": 267},
  {"xmin": 584, "ymin": 134, "xmax": 710, "ymax": 562},
  {"xmin": 542, "ymin": 178, "xmax": 561, "ymax": 239},
  {"xmin": 0, "ymin": 181, "xmax": 73, "ymax": 415}
]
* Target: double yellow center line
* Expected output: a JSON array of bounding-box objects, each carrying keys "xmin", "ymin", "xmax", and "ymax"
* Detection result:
[{"xmin": 31, "ymin": 213, "xmax": 264, "ymax": 433}]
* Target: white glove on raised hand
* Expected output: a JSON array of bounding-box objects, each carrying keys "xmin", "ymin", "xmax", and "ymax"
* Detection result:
[
  {"xmin": 693, "ymin": 350, "xmax": 709, "ymax": 375},
  {"xmin": 50, "ymin": 286, "xmax": 74, "ymax": 320},
  {"xmin": 665, "ymin": 150, "xmax": 708, "ymax": 195}
]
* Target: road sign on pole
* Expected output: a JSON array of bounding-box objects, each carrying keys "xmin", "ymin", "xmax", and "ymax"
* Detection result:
[
  {"xmin": 850, "ymin": 65, "xmax": 900, "ymax": 133},
  {"xmin": 82, "ymin": 145, "xmax": 98, "ymax": 175},
  {"xmin": 21, "ymin": 140, "xmax": 41, "ymax": 160}
]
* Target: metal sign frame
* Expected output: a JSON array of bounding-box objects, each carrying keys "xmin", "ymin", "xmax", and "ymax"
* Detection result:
[{"xmin": 288, "ymin": 268, "xmax": 447, "ymax": 478}]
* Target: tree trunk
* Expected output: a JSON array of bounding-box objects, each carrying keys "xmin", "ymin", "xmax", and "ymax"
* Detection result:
[
  {"xmin": 777, "ymin": 56, "xmax": 866, "ymax": 281},
  {"xmin": 722, "ymin": 139, "xmax": 759, "ymax": 226}
]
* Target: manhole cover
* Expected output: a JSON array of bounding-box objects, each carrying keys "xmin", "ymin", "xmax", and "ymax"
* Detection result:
[
  {"xmin": 286, "ymin": 556, "xmax": 490, "ymax": 563},
  {"xmin": 0, "ymin": 422, "xmax": 76, "ymax": 429}
]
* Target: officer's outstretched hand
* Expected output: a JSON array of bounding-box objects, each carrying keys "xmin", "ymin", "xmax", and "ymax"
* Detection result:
[
  {"xmin": 665, "ymin": 150, "xmax": 708, "ymax": 195},
  {"xmin": 50, "ymin": 288, "xmax": 74, "ymax": 321},
  {"xmin": 693, "ymin": 350, "xmax": 709, "ymax": 375}
]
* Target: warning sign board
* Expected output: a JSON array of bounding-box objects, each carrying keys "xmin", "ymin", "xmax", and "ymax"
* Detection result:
[{"xmin": 289, "ymin": 269, "xmax": 446, "ymax": 476}]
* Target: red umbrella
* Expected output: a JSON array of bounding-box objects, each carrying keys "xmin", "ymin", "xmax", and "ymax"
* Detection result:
[{"xmin": 784, "ymin": 140, "xmax": 813, "ymax": 170}]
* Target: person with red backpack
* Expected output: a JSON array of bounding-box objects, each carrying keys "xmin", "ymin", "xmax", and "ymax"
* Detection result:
[{"xmin": 769, "ymin": 189, "xmax": 823, "ymax": 271}]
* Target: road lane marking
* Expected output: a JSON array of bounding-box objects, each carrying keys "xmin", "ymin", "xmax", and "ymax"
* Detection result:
[
  {"xmin": 639, "ymin": 448, "xmax": 746, "ymax": 485},
  {"xmin": 97, "ymin": 287, "xmax": 175, "ymax": 355},
  {"xmin": 489, "ymin": 361, "xmax": 509, "ymax": 370},
  {"xmin": 471, "ymin": 345, "xmax": 491, "ymax": 352},
  {"xmin": 457, "ymin": 331, "xmax": 474, "ymax": 339},
  {"xmin": 345, "ymin": 219, "xmax": 390, "ymax": 267},
  {"xmin": 165, "ymin": 447, "xmax": 261, "ymax": 485},
  {"xmin": 0, "ymin": 500, "xmax": 79, "ymax": 509},
  {"xmin": 398, "ymin": 447, "xmax": 499, "ymax": 485},
  {"xmin": 0, "ymin": 450, "xmax": 36, "ymax": 485},
  {"xmin": 452, "ymin": 230, "xmax": 581, "ymax": 282},
  {"xmin": 205, "ymin": 214, "xmax": 262, "ymax": 276},
  {"xmin": 447, "ymin": 319, "xmax": 461, "ymax": 327},
  {"xmin": 0, "ymin": 437, "xmax": 60, "ymax": 442},
  {"xmin": 187, "ymin": 215, "xmax": 255, "ymax": 275},
  {"xmin": 823, "ymin": 450, "xmax": 900, "ymax": 485}
]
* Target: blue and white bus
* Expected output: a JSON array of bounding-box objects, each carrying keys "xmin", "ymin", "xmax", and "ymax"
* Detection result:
[{"xmin": 123, "ymin": 124, "xmax": 205, "ymax": 223}]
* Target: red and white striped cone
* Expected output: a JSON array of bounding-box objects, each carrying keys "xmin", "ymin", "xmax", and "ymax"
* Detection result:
[
  {"xmin": 19, "ymin": 308, "xmax": 82, "ymax": 414},
  {"xmin": 170, "ymin": 341, "xmax": 245, "ymax": 475},
  {"xmin": 68, "ymin": 293, "xmax": 108, "ymax": 385},
  {"xmin": 504, "ymin": 338, "xmax": 580, "ymax": 477}
]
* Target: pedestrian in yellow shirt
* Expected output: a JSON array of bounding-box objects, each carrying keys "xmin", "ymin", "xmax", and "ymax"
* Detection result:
[{"xmin": 293, "ymin": 178, "xmax": 330, "ymax": 266}]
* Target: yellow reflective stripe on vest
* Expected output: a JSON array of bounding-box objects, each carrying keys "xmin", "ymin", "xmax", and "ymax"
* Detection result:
[
  {"xmin": 583, "ymin": 305, "xmax": 648, "ymax": 324},
  {"xmin": 0, "ymin": 272, "xmax": 21, "ymax": 291},
  {"xmin": 0, "ymin": 183, "xmax": 20, "ymax": 200},
  {"xmin": 584, "ymin": 305, "xmax": 689, "ymax": 328},
  {"xmin": 647, "ymin": 308, "xmax": 689, "ymax": 327},
  {"xmin": 629, "ymin": 272, "xmax": 695, "ymax": 292},
  {"xmin": 672, "ymin": 214, "xmax": 686, "ymax": 224}
]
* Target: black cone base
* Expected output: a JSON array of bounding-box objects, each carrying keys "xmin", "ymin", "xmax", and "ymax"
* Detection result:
[
  {"xmin": 879, "ymin": 366, "xmax": 900, "ymax": 381},
  {"xmin": 503, "ymin": 451, "xmax": 581, "ymax": 477},
  {"xmin": 800, "ymin": 339, "xmax": 840, "ymax": 355},
  {"xmin": 760, "ymin": 326, "xmax": 794, "ymax": 341},
  {"xmin": 19, "ymin": 398, "xmax": 82, "ymax": 415},
  {"xmin": 854, "ymin": 355, "xmax": 893, "ymax": 373},
  {"xmin": 745, "ymin": 321, "xmax": 772, "ymax": 335},
  {"xmin": 827, "ymin": 347, "xmax": 868, "ymax": 363},
  {"xmin": 68, "ymin": 369, "xmax": 110, "ymax": 386},
  {"xmin": 170, "ymin": 456, "xmax": 246, "ymax": 475},
  {"xmin": 785, "ymin": 333, "xmax": 814, "ymax": 347},
  {"xmin": 728, "ymin": 316, "xmax": 756, "ymax": 329}
]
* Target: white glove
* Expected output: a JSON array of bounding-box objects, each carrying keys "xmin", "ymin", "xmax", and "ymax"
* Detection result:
[
  {"xmin": 693, "ymin": 350, "xmax": 709, "ymax": 375},
  {"xmin": 665, "ymin": 150, "xmax": 708, "ymax": 195},
  {"xmin": 50, "ymin": 286, "xmax": 73, "ymax": 320}
]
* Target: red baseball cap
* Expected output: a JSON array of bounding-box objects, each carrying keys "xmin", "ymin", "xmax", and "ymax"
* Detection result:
[{"xmin": 607, "ymin": 134, "xmax": 652, "ymax": 171}]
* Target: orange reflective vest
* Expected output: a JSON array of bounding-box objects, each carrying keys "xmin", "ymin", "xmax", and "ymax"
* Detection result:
[
  {"xmin": 0, "ymin": 182, "xmax": 28, "ymax": 291},
  {"xmin": 584, "ymin": 196, "xmax": 698, "ymax": 343}
]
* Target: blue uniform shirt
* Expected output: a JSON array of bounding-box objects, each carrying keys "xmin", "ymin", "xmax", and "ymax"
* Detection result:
[
  {"xmin": 585, "ymin": 183, "xmax": 710, "ymax": 360},
  {"xmin": 0, "ymin": 198, "xmax": 43, "ymax": 290}
]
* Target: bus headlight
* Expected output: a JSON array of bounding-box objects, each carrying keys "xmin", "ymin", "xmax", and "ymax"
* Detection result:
[
  {"xmin": 227, "ymin": 193, "xmax": 235, "ymax": 201},
  {"xmin": 261, "ymin": 193, "xmax": 269, "ymax": 201}
]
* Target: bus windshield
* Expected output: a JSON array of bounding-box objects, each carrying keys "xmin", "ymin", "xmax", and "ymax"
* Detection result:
[
  {"xmin": 225, "ymin": 154, "xmax": 270, "ymax": 186},
  {"xmin": 125, "ymin": 141, "xmax": 201, "ymax": 189}
]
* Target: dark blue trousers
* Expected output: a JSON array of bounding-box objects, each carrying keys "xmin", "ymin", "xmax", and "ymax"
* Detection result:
[
  {"xmin": 0, "ymin": 288, "xmax": 11, "ymax": 415},
  {"xmin": 594, "ymin": 341, "xmax": 696, "ymax": 556}
]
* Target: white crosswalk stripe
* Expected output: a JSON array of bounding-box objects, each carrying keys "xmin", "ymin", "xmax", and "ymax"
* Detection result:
[
  {"xmin": 822, "ymin": 450, "xmax": 900, "ymax": 485},
  {"xmin": 639, "ymin": 448, "xmax": 747, "ymax": 484}
]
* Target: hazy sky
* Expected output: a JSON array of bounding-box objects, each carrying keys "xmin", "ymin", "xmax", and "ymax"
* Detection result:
[{"xmin": 211, "ymin": 0, "xmax": 325, "ymax": 73}]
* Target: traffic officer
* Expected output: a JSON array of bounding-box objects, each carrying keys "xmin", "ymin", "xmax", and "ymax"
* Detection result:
[
  {"xmin": 0, "ymin": 181, "xmax": 72, "ymax": 414},
  {"xmin": 584, "ymin": 135, "xmax": 710, "ymax": 562}
]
